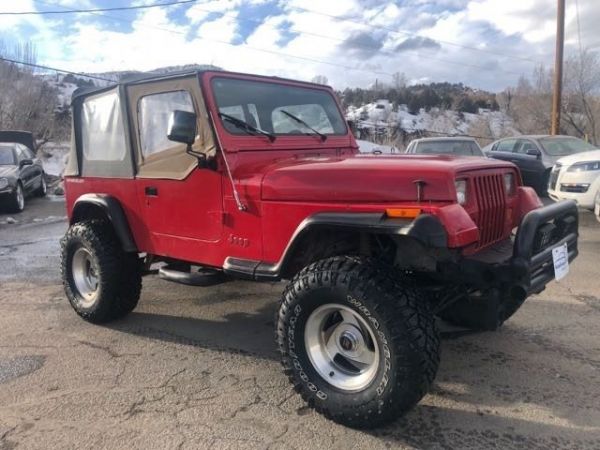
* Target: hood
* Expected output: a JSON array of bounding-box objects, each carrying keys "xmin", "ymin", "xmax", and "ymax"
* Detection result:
[
  {"xmin": 556, "ymin": 149, "xmax": 600, "ymax": 166},
  {"xmin": 0, "ymin": 165, "xmax": 18, "ymax": 178},
  {"xmin": 261, "ymin": 154, "xmax": 515, "ymax": 202},
  {"xmin": 0, "ymin": 131, "xmax": 35, "ymax": 152}
]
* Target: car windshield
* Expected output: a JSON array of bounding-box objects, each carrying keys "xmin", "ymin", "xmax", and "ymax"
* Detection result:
[
  {"xmin": 413, "ymin": 140, "xmax": 482, "ymax": 156},
  {"xmin": 211, "ymin": 77, "xmax": 347, "ymax": 138},
  {"xmin": 0, "ymin": 145, "xmax": 15, "ymax": 165},
  {"xmin": 539, "ymin": 137, "xmax": 596, "ymax": 156}
]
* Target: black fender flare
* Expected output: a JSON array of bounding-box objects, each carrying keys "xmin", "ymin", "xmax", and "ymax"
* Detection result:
[
  {"xmin": 71, "ymin": 194, "xmax": 138, "ymax": 252},
  {"xmin": 224, "ymin": 212, "xmax": 447, "ymax": 280}
]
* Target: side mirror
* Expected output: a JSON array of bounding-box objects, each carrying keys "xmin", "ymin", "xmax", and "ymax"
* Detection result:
[
  {"xmin": 19, "ymin": 159, "xmax": 33, "ymax": 168},
  {"xmin": 167, "ymin": 110, "xmax": 197, "ymax": 145},
  {"xmin": 526, "ymin": 148, "xmax": 541, "ymax": 158}
]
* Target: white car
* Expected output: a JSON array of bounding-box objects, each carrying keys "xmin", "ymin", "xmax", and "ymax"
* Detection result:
[{"xmin": 548, "ymin": 149, "xmax": 600, "ymax": 210}]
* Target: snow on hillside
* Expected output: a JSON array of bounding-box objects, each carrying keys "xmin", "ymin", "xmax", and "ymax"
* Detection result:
[
  {"xmin": 347, "ymin": 100, "xmax": 517, "ymax": 140},
  {"xmin": 38, "ymin": 142, "xmax": 69, "ymax": 176}
]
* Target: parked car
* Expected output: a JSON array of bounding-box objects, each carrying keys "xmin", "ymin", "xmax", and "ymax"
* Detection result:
[
  {"xmin": 0, "ymin": 131, "xmax": 46, "ymax": 212},
  {"xmin": 486, "ymin": 135, "xmax": 597, "ymax": 196},
  {"xmin": 595, "ymin": 189, "xmax": 600, "ymax": 222},
  {"xmin": 547, "ymin": 149, "xmax": 600, "ymax": 210},
  {"xmin": 61, "ymin": 69, "xmax": 578, "ymax": 428},
  {"xmin": 405, "ymin": 137, "xmax": 484, "ymax": 156}
]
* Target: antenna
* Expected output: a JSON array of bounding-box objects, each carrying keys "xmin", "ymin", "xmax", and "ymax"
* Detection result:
[{"xmin": 209, "ymin": 110, "xmax": 247, "ymax": 212}]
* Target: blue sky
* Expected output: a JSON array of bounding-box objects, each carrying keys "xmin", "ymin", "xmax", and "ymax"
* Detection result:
[{"xmin": 0, "ymin": 0, "xmax": 597, "ymax": 91}]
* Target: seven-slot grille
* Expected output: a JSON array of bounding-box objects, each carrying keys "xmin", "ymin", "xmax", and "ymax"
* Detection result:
[{"xmin": 473, "ymin": 174, "xmax": 507, "ymax": 248}]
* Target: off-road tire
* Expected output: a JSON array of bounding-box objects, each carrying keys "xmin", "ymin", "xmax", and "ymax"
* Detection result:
[
  {"xmin": 6, "ymin": 182, "xmax": 25, "ymax": 213},
  {"xmin": 61, "ymin": 220, "xmax": 142, "ymax": 323},
  {"xmin": 35, "ymin": 173, "xmax": 47, "ymax": 197},
  {"xmin": 276, "ymin": 256, "xmax": 440, "ymax": 428}
]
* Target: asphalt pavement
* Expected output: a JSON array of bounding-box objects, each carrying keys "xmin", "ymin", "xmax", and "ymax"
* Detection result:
[{"xmin": 0, "ymin": 196, "xmax": 599, "ymax": 449}]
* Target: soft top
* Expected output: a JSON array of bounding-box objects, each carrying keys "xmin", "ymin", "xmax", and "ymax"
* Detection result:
[
  {"xmin": 71, "ymin": 69, "xmax": 333, "ymax": 103},
  {"xmin": 0, "ymin": 130, "xmax": 35, "ymax": 151}
]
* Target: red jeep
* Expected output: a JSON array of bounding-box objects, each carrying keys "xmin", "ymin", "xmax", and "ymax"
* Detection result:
[{"xmin": 61, "ymin": 70, "xmax": 578, "ymax": 428}]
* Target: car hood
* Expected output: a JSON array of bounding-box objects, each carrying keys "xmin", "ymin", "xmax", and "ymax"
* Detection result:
[
  {"xmin": 556, "ymin": 149, "xmax": 600, "ymax": 166},
  {"xmin": 0, "ymin": 165, "xmax": 18, "ymax": 178},
  {"xmin": 261, "ymin": 154, "xmax": 515, "ymax": 202}
]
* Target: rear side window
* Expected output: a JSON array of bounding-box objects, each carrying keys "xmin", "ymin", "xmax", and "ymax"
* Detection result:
[
  {"xmin": 81, "ymin": 92, "xmax": 127, "ymax": 161},
  {"xmin": 138, "ymin": 91, "xmax": 195, "ymax": 157}
]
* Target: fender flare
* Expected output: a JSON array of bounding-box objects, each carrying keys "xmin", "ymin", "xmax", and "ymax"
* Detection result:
[
  {"xmin": 224, "ymin": 212, "xmax": 448, "ymax": 280},
  {"xmin": 71, "ymin": 194, "xmax": 138, "ymax": 252}
]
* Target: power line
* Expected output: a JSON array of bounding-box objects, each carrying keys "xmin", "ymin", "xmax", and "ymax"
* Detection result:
[
  {"xmin": 0, "ymin": 56, "xmax": 113, "ymax": 82},
  {"xmin": 0, "ymin": 0, "xmax": 198, "ymax": 15}
]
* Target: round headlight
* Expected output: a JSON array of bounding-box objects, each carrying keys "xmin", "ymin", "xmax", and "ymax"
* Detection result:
[
  {"xmin": 0, "ymin": 178, "xmax": 8, "ymax": 190},
  {"xmin": 503, "ymin": 173, "xmax": 516, "ymax": 196},
  {"xmin": 455, "ymin": 179, "xmax": 467, "ymax": 205}
]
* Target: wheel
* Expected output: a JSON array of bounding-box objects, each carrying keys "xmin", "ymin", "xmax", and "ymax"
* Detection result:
[
  {"xmin": 35, "ymin": 173, "xmax": 47, "ymax": 197},
  {"xmin": 61, "ymin": 220, "xmax": 142, "ymax": 323},
  {"xmin": 276, "ymin": 256, "xmax": 440, "ymax": 428},
  {"xmin": 7, "ymin": 182, "xmax": 25, "ymax": 213}
]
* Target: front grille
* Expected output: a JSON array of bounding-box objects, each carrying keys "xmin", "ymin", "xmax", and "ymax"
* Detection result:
[
  {"xmin": 560, "ymin": 183, "xmax": 589, "ymax": 193},
  {"xmin": 473, "ymin": 174, "xmax": 506, "ymax": 248},
  {"xmin": 549, "ymin": 164, "xmax": 562, "ymax": 190}
]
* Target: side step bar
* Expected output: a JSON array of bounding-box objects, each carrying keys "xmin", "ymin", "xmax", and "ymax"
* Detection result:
[{"xmin": 158, "ymin": 265, "xmax": 226, "ymax": 286}]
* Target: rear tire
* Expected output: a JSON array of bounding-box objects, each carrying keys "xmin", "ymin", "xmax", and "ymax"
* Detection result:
[
  {"xmin": 35, "ymin": 174, "xmax": 47, "ymax": 197},
  {"xmin": 61, "ymin": 220, "xmax": 142, "ymax": 323},
  {"xmin": 277, "ymin": 256, "xmax": 440, "ymax": 428}
]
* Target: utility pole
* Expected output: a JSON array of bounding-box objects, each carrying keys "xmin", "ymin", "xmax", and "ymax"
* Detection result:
[{"xmin": 551, "ymin": 0, "xmax": 565, "ymax": 135}]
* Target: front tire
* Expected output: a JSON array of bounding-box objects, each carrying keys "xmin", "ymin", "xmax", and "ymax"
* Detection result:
[
  {"xmin": 61, "ymin": 220, "xmax": 142, "ymax": 324},
  {"xmin": 277, "ymin": 256, "xmax": 440, "ymax": 428},
  {"xmin": 7, "ymin": 182, "xmax": 25, "ymax": 212}
]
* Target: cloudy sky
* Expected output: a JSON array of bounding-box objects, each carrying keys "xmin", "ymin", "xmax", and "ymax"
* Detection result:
[{"xmin": 0, "ymin": 0, "xmax": 597, "ymax": 91}]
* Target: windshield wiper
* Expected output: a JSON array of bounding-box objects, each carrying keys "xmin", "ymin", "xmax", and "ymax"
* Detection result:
[
  {"xmin": 280, "ymin": 110, "xmax": 327, "ymax": 142},
  {"xmin": 218, "ymin": 112, "xmax": 275, "ymax": 142}
]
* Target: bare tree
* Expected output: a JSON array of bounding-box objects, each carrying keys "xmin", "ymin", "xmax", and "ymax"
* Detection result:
[
  {"xmin": 0, "ymin": 41, "xmax": 62, "ymax": 145},
  {"xmin": 311, "ymin": 75, "xmax": 329, "ymax": 85}
]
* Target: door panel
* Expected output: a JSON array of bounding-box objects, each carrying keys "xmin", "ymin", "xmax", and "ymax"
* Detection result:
[
  {"xmin": 137, "ymin": 168, "xmax": 223, "ymax": 243},
  {"xmin": 512, "ymin": 139, "xmax": 545, "ymax": 188},
  {"xmin": 126, "ymin": 77, "xmax": 224, "ymax": 257}
]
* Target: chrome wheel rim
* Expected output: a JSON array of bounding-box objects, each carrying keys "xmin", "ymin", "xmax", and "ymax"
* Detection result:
[
  {"xmin": 304, "ymin": 304, "xmax": 380, "ymax": 391},
  {"xmin": 41, "ymin": 177, "xmax": 46, "ymax": 194},
  {"xmin": 16, "ymin": 185, "xmax": 24, "ymax": 210},
  {"xmin": 71, "ymin": 247, "xmax": 99, "ymax": 306}
]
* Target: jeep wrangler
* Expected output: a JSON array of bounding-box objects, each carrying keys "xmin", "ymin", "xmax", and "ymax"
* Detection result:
[{"xmin": 61, "ymin": 70, "xmax": 579, "ymax": 428}]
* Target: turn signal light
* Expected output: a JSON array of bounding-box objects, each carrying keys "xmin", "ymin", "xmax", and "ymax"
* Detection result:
[{"xmin": 385, "ymin": 208, "xmax": 421, "ymax": 219}]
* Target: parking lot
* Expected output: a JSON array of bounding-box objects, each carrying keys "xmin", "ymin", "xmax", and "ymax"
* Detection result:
[{"xmin": 0, "ymin": 196, "xmax": 599, "ymax": 449}]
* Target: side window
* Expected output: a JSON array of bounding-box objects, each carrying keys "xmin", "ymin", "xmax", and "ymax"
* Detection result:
[
  {"xmin": 496, "ymin": 139, "xmax": 516, "ymax": 152},
  {"xmin": 514, "ymin": 139, "xmax": 536, "ymax": 154},
  {"xmin": 81, "ymin": 91, "xmax": 127, "ymax": 161},
  {"xmin": 138, "ymin": 90, "xmax": 195, "ymax": 158}
]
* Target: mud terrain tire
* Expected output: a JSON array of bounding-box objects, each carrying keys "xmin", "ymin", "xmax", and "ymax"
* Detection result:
[
  {"xmin": 61, "ymin": 220, "xmax": 142, "ymax": 323},
  {"xmin": 276, "ymin": 256, "xmax": 440, "ymax": 428}
]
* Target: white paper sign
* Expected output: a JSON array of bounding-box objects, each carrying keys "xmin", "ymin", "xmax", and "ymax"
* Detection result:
[{"xmin": 552, "ymin": 242, "xmax": 569, "ymax": 281}]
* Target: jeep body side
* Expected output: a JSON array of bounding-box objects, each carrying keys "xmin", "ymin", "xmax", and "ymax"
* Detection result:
[{"xmin": 61, "ymin": 70, "xmax": 579, "ymax": 428}]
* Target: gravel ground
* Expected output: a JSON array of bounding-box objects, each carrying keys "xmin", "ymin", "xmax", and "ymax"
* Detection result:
[{"xmin": 0, "ymin": 198, "xmax": 599, "ymax": 449}]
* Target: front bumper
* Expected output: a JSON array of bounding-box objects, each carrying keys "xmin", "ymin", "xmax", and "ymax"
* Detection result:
[{"xmin": 444, "ymin": 200, "xmax": 578, "ymax": 295}]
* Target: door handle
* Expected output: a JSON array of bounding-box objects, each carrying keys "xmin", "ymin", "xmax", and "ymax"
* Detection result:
[{"xmin": 145, "ymin": 186, "xmax": 158, "ymax": 196}]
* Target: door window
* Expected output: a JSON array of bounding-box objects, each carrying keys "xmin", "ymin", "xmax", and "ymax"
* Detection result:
[
  {"xmin": 495, "ymin": 139, "xmax": 517, "ymax": 152},
  {"xmin": 138, "ymin": 90, "xmax": 195, "ymax": 157},
  {"xmin": 514, "ymin": 139, "xmax": 536, "ymax": 154}
]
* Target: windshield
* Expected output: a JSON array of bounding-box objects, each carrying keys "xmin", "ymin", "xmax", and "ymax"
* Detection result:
[
  {"xmin": 211, "ymin": 77, "xmax": 347, "ymax": 138},
  {"xmin": 413, "ymin": 140, "xmax": 482, "ymax": 156},
  {"xmin": 539, "ymin": 137, "xmax": 596, "ymax": 156},
  {"xmin": 0, "ymin": 145, "xmax": 16, "ymax": 165}
]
